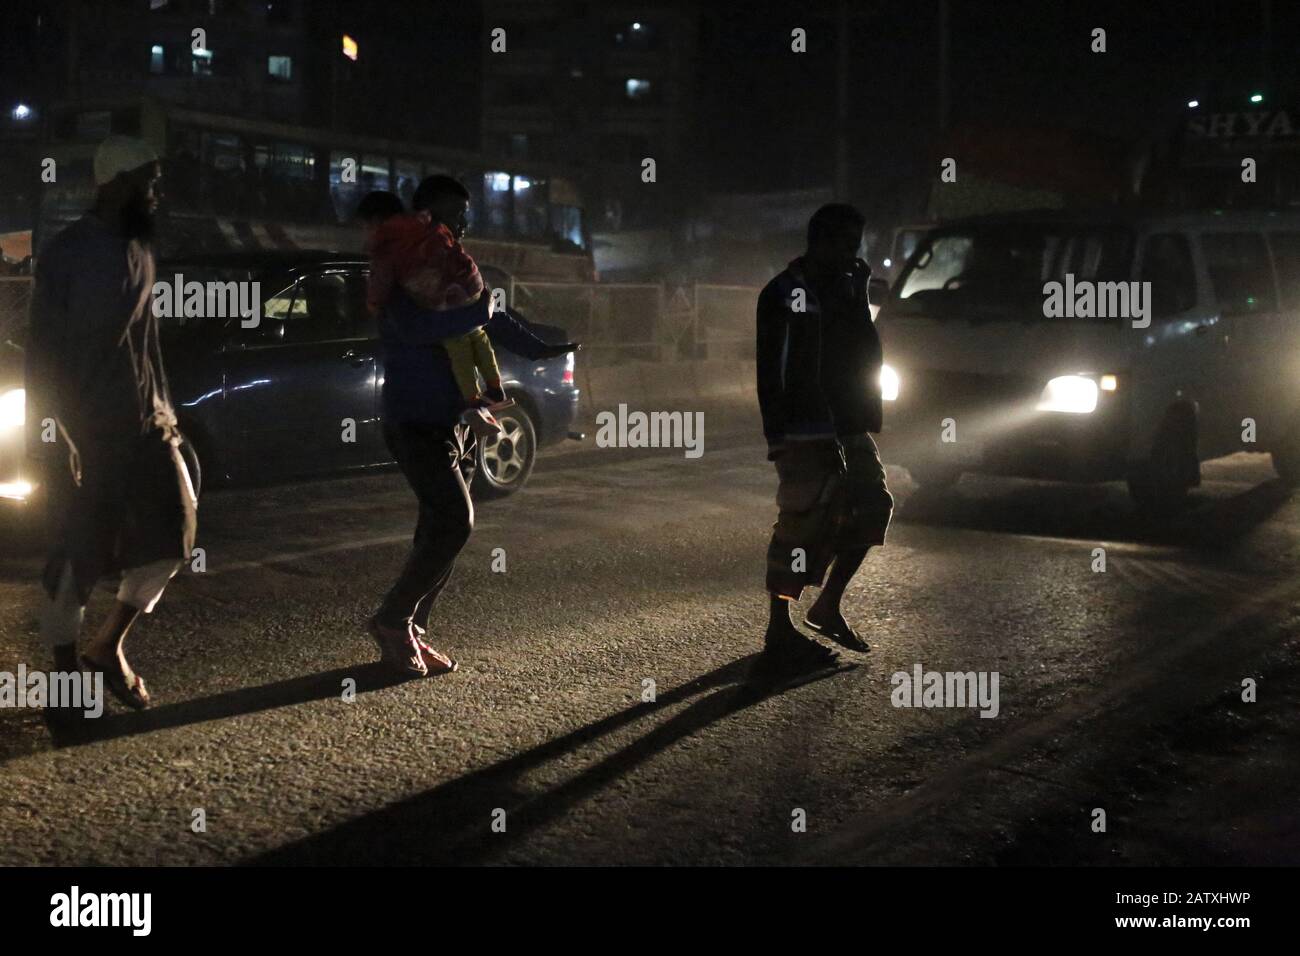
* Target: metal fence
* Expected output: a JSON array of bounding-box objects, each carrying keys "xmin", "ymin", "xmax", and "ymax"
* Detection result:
[
  {"xmin": 0, "ymin": 275, "xmax": 762, "ymax": 362},
  {"xmin": 511, "ymin": 280, "xmax": 758, "ymax": 363}
]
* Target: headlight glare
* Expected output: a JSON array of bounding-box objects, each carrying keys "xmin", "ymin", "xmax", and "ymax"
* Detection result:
[
  {"xmin": 880, "ymin": 364, "xmax": 900, "ymax": 402},
  {"xmin": 0, "ymin": 388, "xmax": 24, "ymax": 432},
  {"xmin": 1037, "ymin": 375, "xmax": 1098, "ymax": 414}
]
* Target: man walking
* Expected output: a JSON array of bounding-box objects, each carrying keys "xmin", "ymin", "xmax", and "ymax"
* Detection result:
[
  {"xmin": 367, "ymin": 175, "xmax": 575, "ymax": 676},
  {"xmin": 26, "ymin": 135, "xmax": 198, "ymax": 709},
  {"xmin": 756, "ymin": 203, "xmax": 893, "ymax": 668}
]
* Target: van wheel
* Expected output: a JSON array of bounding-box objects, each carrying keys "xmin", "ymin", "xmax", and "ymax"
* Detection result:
[
  {"xmin": 475, "ymin": 402, "xmax": 537, "ymax": 499},
  {"xmin": 1127, "ymin": 417, "xmax": 1197, "ymax": 514},
  {"xmin": 906, "ymin": 461, "xmax": 962, "ymax": 491}
]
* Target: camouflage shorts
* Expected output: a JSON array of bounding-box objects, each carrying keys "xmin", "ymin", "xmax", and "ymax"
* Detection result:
[{"xmin": 765, "ymin": 434, "xmax": 893, "ymax": 598}]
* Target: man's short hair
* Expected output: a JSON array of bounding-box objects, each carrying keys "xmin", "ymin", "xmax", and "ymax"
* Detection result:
[
  {"xmin": 412, "ymin": 174, "xmax": 470, "ymax": 212},
  {"xmin": 807, "ymin": 203, "xmax": 866, "ymax": 247},
  {"xmin": 356, "ymin": 190, "xmax": 405, "ymax": 223}
]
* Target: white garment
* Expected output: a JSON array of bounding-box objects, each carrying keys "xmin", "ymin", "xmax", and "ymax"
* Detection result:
[{"xmin": 41, "ymin": 559, "xmax": 181, "ymax": 648}]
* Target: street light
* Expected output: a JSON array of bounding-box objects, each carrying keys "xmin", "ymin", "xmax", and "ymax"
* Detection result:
[
  {"xmin": 1250, "ymin": 92, "xmax": 1264, "ymax": 104},
  {"xmin": 12, "ymin": 103, "xmax": 32, "ymax": 120},
  {"xmin": 1187, "ymin": 99, "xmax": 1199, "ymax": 109}
]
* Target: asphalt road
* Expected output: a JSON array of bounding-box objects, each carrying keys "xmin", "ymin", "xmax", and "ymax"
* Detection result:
[{"xmin": 1, "ymin": 410, "xmax": 1298, "ymax": 865}]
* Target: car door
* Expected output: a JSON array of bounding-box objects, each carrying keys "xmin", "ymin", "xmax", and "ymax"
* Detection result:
[
  {"xmin": 222, "ymin": 269, "xmax": 379, "ymax": 481},
  {"xmin": 1263, "ymin": 231, "xmax": 1300, "ymax": 439},
  {"xmin": 1198, "ymin": 230, "xmax": 1280, "ymax": 455},
  {"xmin": 1127, "ymin": 231, "xmax": 1229, "ymax": 460}
]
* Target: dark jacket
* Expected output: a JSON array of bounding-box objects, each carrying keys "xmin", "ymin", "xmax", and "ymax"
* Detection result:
[
  {"xmin": 756, "ymin": 256, "xmax": 883, "ymax": 448},
  {"xmin": 26, "ymin": 215, "xmax": 196, "ymax": 603},
  {"xmin": 380, "ymin": 290, "xmax": 565, "ymax": 426}
]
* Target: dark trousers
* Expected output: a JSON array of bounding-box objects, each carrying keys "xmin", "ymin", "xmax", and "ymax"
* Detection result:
[{"xmin": 377, "ymin": 421, "xmax": 477, "ymax": 630}]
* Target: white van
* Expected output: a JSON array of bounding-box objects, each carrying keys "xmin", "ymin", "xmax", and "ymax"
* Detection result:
[{"xmin": 875, "ymin": 208, "xmax": 1300, "ymax": 510}]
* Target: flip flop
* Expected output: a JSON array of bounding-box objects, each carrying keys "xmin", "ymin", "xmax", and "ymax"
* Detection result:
[
  {"xmin": 413, "ymin": 633, "xmax": 459, "ymax": 675},
  {"xmin": 803, "ymin": 617, "xmax": 871, "ymax": 653},
  {"xmin": 80, "ymin": 653, "xmax": 151, "ymax": 710}
]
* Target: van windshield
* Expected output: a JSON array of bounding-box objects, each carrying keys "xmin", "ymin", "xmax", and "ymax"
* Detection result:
[{"xmin": 892, "ymin": 224, "xmax": 1134, "ymax": 321}]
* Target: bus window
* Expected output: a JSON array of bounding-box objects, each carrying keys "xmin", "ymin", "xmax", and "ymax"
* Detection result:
[
  {"xmin": 483, "ymin": 171, "xmax": 512, "ymax": 236},
  {"xmin": 512, "ymin": 175, "xmax": 548, "ymax": 238},
  {"xmin": 329, "ymin": 150, "xmax": 363, "ymax": 223},
  {"xmin": 395, "ymin": 159, "xmax": 421, "ymax": 209},
  {"xmin": 360, "ymin": 155, "xmax": 390, "ymax": 193},
  {"xmin": 549, "ymin": 204, "xmax": 585, "ymax": 250}
]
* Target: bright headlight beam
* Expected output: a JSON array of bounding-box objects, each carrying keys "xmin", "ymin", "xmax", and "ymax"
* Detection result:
[
  {"xmin": 0, "ymin": 388, "xmax": 24, "ymax": 432},
  {"xmin": 1037, "ymin": 375, "xmax": 1098, "ymax": 414},
  {"xmin": 880, "ymin": 364, "xmax": 900, "ymax": 402}
]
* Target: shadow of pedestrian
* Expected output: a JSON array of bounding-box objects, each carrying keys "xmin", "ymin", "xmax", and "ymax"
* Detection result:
[
  {"xmin": 34, "ymin": 663, "xmax": 413, "ymax": 753},
  {"xmin": 249, "ymin": 655, "xmax": 857, "ymax": 865}
]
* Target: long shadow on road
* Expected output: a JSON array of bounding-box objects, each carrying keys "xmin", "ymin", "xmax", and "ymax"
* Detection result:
[
  {"xmin": 251, "ymin": 656, "xmax": 856, "ymax": 866},
  {"xmin": 18, "ymin": 663, "xmax": 415, "ymax": 758}
]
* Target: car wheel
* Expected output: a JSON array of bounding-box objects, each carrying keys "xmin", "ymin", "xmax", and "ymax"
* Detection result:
[
  {"xmin": 1127, "ymin": 417, "xmax": 1197, "ymax": 514},
  {"xmin": 475, "ymin": 401, "xmax": 537, "ymax": 498}
]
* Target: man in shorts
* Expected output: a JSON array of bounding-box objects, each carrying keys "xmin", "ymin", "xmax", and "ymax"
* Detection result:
[{"xmin": 755, "ymin": 203, "xmax": 894, "ymax": 668}]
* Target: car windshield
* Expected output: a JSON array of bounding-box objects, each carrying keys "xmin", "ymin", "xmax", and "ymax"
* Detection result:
[{"xmin": 892, "ymin": 224, "xmax": 1134, "ymax": 321}]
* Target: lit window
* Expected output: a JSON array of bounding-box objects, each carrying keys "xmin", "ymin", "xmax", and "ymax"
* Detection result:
[
  {"xmin": 150, "ymin": 44, "xmax": 165, "ymax": 74},
  {"xmin": 625, "ymin": 78, "xmax": 652, "ymax": 100},
  {"xmin": 268, "ymin": 55, "xmax": 293, "ymax": 81},
  {"xmin": 192, "ymin": 47, "xmax": 213, "ymax": 75}
]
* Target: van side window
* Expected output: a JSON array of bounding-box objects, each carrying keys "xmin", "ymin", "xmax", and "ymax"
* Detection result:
[
  {"xmin": 1270, "ymin": 232, "xmax": 1300, "ymax": 310},
  {"xmin": 1140, "ymin": 233, "xmax": 1196, "ymax": 317},
  {"xmin": 1201, "ymin": 232, "xmax": 1277, "ymax": 315}
]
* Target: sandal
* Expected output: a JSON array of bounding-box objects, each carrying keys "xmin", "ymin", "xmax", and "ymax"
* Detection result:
[
  {"xmin": 80, "ymin": 653, "xmax": 151, "ymax": 710},
  {"xmin": 412, "ymin": 633, "xmax": 459, "ymax": 675},
  {"xmin": 804, "ymin": 615, "xmax": 871, "ymax": 653}
]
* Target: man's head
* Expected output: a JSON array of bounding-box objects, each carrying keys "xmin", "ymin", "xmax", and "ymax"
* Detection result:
[
  {"xmin": 412, "ymin": 175, "xmax": 471, "ymax": 240},
  {"xmin": 93, "ymin": 135, "xmax": 162, "ymax": 241},
  {"xmin": 356, "ymin": 190, "xmax": 405, "ymax": 245},
  {"xmin": 806, "ymin": 203, "xmax": 866, "ymax": 272}
]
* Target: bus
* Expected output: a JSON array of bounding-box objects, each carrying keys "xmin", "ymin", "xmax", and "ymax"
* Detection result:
[{"xmin": 34, "ymin": 96, "xmax": 595, "ymax": 282}]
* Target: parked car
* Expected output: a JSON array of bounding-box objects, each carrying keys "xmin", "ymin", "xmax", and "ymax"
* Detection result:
[
  {"xmin": 0, "ymin": 251, "xmax": 581, "ymax": 513},
  {"xmin": 876, "ymin": 207, "xmax": 1300, "ymax": 511}
]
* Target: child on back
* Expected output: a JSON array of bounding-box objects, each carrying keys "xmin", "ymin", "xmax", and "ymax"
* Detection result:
[{"xmin": 359, "ymin": 189, "xmax": 507, "ymax": 425}]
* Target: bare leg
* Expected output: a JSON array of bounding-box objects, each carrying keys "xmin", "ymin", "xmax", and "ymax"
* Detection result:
[
  {"xmin": 83, "ymin": 599, "xmax": 143, "ymax": 674},
  {"xmin": 806, "ymin": 547, "xmax": 871, "ymax": 651}
]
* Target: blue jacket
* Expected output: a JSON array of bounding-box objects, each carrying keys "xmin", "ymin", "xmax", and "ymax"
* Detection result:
[{"xmin": 379, "ymin": 290, "xmax": 553, "ymax": 426}]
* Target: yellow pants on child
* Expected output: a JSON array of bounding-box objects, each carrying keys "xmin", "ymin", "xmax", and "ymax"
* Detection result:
[{"xmin": 445, "ymin": 327, "xmax": 501, "ymax": 402}]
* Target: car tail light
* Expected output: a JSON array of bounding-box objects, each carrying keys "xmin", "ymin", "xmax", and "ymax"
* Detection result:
[{"xmin": 562, "ymin": 350, "xmax": 575, "ymax": 385}]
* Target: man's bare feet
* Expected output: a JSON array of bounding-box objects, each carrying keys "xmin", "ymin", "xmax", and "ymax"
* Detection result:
[
  {"xmin": 80, "ymin": 646, "xmax": 151, "ymax": 709},
  {"xmin": 804, "ymin": 604, "xmax": 870, "ymax": 652},
  {"xmin": 367, "ymin": 617, "xmax": 428, "ymax": 677},
  {"xmin": 409, "ymin": 626, "xmax": 458, "ymax": 674}
]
